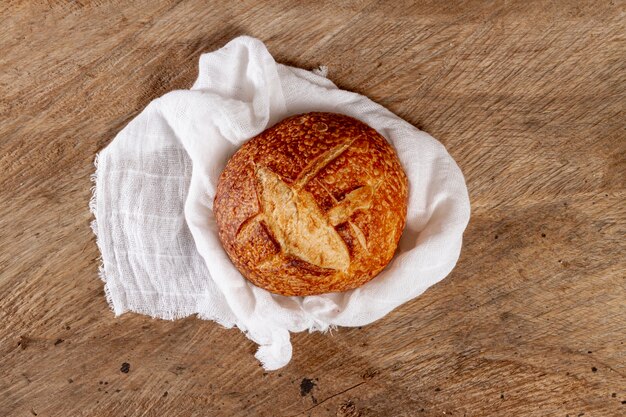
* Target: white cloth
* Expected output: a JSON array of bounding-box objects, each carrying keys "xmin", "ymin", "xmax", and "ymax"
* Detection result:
[{"xmin": 90, "ymin": 36, "xmax": 470, "ymax": 370}]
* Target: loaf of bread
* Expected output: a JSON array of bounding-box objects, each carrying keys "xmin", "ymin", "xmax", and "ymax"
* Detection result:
[{"xmin": 214, "ymin": 112, "xmax": 408, "ymax": 296}]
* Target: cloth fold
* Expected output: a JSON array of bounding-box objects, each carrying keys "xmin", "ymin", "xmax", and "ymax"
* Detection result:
[{"xmin": 91, "ymin": 36, "xmax": 470, "ymax": 370}]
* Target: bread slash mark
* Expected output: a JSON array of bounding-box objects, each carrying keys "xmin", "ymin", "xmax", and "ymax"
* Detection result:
[
  {"xmin": 235, "ymin": 212, "xmax": 264, "ymax": 239},
  {"xmin": 327, "ymin": 186, "xmax": 374, "ymax": 226},
  {"xmin": 349, "ymin": 222, "xmax": 369, "ymax": 253},
  {"xmin": 293, "ymin": 138, "xmax": 357, "ymax": 190},
  {"xmin": 255, "ymin": 166, "xmax": 350, "ymax": 271}
]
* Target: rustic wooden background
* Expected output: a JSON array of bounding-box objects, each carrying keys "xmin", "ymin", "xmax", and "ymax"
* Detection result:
[{"xmin": 1, "ymin": 1, "xmax": 624, "ymax": 416}]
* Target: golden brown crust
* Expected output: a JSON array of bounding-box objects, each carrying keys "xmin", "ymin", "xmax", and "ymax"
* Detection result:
[{"xmin": 214, "ymin": 112, "xmax": 408, "ymax": 296}]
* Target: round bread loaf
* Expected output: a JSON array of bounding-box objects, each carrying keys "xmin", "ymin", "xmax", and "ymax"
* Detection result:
[{"xmin": 214, "ymin": 112, "xmax": 408, "ymax": 296}]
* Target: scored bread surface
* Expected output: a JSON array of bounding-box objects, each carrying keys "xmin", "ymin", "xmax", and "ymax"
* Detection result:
[{"xmin": 214, "ymin": 112, "xmax": 408, "ymax": 296}]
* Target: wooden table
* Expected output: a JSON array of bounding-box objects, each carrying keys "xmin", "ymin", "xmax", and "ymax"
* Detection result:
[{"xmin": 1, "ymin": 1, "xmax": 624, "ymax": 416}]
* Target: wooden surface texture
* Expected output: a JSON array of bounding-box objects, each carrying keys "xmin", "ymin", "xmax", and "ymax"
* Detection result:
[{"xmin": 1, "ymin": 1, "xmax": 624, "ymax": 416}]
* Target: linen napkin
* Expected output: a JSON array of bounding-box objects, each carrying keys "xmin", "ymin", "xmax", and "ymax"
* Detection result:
[{"xmin": 90, "ymin": 36, "xmax": 470, "ymax": 370}]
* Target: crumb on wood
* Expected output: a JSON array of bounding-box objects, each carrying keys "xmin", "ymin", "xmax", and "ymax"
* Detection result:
[
  {"xmin": 300, "ymin": 378, "xmax": 316, "ymax": 396},
  {"xmin": 337, "ymin": 400, "xmax": 361, "ymax": 417},
  {"xmin": 18, "ymin": 336, "xmax": 31, "ymax": 350}
]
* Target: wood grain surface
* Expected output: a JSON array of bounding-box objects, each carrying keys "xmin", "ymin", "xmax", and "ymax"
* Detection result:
[{"xmin": 1, "ymin": 1, "xmax": 624, "ymax": 416}]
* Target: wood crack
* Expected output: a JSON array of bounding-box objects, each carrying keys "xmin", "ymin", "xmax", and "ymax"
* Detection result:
[{"xmin": 286, "ymin": 381, "xmax": 366, "ymax": 417}]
